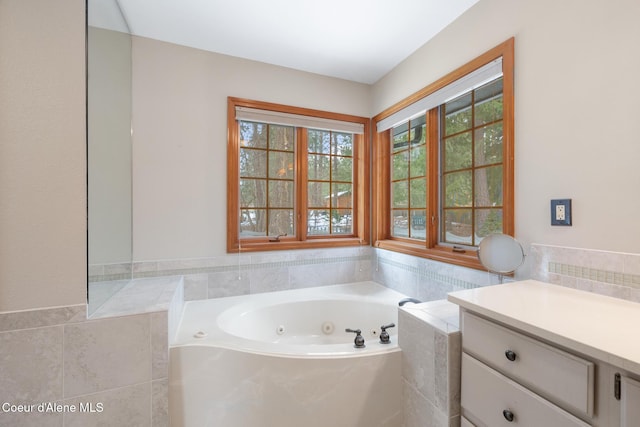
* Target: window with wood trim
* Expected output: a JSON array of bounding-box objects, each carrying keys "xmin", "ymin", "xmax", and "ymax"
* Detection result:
[
  {"xmin": 228, "ymin": 97, "xmax": 370, "ymax": 253},
  {"xmin": 372, "ymin": 38, "xmax": 514, "ymax": 270}
]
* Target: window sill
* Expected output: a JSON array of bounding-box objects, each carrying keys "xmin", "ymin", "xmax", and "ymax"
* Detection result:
[
  {"xmin": 229, "ymin": 237, "xmax": 367, "ymax": 253},
  {"xmin": 374, "ymin": 239, "xmax": 485, "ymax": 271}
]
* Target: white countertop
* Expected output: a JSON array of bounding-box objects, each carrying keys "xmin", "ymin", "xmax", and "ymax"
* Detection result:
[{"xmin": 448, "ymin": 280, "xmax": 640, "ymax": 375}]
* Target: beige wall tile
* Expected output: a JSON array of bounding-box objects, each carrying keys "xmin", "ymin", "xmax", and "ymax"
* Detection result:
[
  {"xmin": 63, "ymin": 315, "xmax": 151, "ymax": 397},
  {"xmin": 152, "ymin": 379, "xmax": 169, "ymax": 427},
  {"xmin": 0, "ymin": 326, "xmax": 63, "ymax": 404},
  {"xmin": 0, "ymin": 305, "xmax": 85, "ymax": 332},
  {"xmin": 63, "ymin": 382, "xmax": 151, "ymax": 427},
  {"xmin": 0, "ymin": 407, "xmax": 63, "ymax": 427},
  {"xmin": 151, "ymin": 312, "xmax": 168, "ymax": 380}
]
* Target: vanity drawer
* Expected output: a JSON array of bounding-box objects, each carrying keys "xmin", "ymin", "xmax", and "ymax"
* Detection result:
[
  {"xmin": 462, "ymin": 353, "xmax": 590, "ymax": 427},
  {"xmin": 462, "ymin": 311, "xmax": 594, "ymax": 417}
]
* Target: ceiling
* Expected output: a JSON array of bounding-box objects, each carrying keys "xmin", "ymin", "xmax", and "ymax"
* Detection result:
[{"xmin": 90, "ymin": 0, "xmax": 480, "ymax": 84}]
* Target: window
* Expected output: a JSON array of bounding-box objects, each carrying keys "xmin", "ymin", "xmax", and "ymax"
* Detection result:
[
  {"xmin": 391, "ymin": 115, "xmax": 427, "ymax": 240},
  {"xmin": 372, "ymin": 38, "xmax": 514, "ymax": 269},
  {"xmin": 307, "ymin": 130, "xmax": 355, "ymax": 236},
  {"xmin": 441, "ymin": 77, "xmax": 504, "ymax": 246},
  {"xmin": 228, "ymin": 98, "xmax": 370, "ymax": 252},
  {"xmin": 238, "ymin": 122, "xmax": 296, "ymax": 239}
]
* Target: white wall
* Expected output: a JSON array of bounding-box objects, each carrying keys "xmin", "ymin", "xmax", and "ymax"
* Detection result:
[
  {"xmin": 373, "ymin": 0, "xmax": 640, "ymax": 255},
  {"xmin": 131, "ymin": 36, "xmax": 372, "ymax": 260},
  {"xmin": 0, "ymin": 0, "xmax": 86, "ymax": 312}
]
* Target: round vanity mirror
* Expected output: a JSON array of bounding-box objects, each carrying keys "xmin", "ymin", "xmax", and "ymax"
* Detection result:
[{"xmin": 477, "ymin": 234, "xmax": 525, "ymax": 283}]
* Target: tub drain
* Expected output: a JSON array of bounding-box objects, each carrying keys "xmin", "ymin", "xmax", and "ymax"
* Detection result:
[
  {"xmin": 276, "ymin": 325, "xmax": 286, "ymax": 335},
  {"xmin": 321, "ymin": 321, "xmax": 335, "ymax": 335}
]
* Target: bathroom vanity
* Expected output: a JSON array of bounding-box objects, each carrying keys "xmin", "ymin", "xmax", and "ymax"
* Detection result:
[{"xmin": 448, "ymin": 280, "xmax": 640, "ymax": 427}]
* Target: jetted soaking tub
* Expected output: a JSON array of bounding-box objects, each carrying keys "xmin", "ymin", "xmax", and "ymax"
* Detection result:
[{"xmin": 169, "ymin": 281, "xmax": 407, "ymax": 427}]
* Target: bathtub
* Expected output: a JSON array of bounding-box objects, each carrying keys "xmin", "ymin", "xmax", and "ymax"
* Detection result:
[{"xmin": 169, "ymin": 281, "xmax": 407, "ymax": 427}]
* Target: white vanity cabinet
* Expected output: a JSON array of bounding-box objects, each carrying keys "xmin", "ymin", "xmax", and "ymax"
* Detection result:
[
  {"xmin": 460, "ymin": 312, "xmax": 592, "ymax": 426},
  {"xmin": 621, "ymin": 375, "xmax": 640, "ymax": 427},
  {"xmin": 448, "ymin": 280, "xmax": 640, "ymax": 427}
]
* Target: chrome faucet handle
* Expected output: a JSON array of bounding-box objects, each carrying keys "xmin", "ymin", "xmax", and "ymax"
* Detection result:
[
  {"xmin": 379, "ymin": 323, "xmax": 395, "ymax": 344},
  {"xmin": 345, "ymin": 328, "xmax": 366, "ymax": 348}
]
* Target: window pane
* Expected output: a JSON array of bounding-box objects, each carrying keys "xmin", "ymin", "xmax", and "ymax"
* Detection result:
[
  {"xmin": 332, "ymin": 132, "xmax": 353, "ymax": 156},
  {"xmin": 308, "ymin": 154, "xmax": 330, "ymax": 181},
  {"xmin": 410, "ymin": 210, "xmax": 427, "ymax": 241},
  {"xmin": 443, "ymin": 209, "xmax": 472, "ymax": 245},
  {"xmin": 410, "ymin": 115, "xmax": 426, "ymax": 145},
  {"xmin": 240, "ymin": 179, "xmax": 266, "ymax": 208},
  {"xmin": 475, "ymin": 122, "xmax": 503, "ymax": 167},
  {"xmin": 392, "ymin": 210, "xmax": 409, "ymax": 238},
  {"xmin": 410, "ymin": 178, "xmax": 426, "ymax": 209},
  {"xmin": 308, "ymin": 209, "xmax": 330, "ymax": 235},
  {"xmin": 392, "ymin": 151, "xmax": 409, "ymax": 180},
  {"xmin": 410, "ymin": 144, "xmax": 426, "ymax": 177},
  {"xmin": 332, "ymin": 156, "xmax": 353, "ymax": 182},
  {"xmin": 332, "ymin": 183, "xmax": 352, "ymax": 208},
  {"xmin": 332, "ymin": 209, "xmax": 352, "ymax": 234},
  {"xmin": 476, "ymin": 209, "xmax": 503, "ymax": 242},
  {"xmin": 444, "ymin": 93, "xmax": 472, "ymax": 135},
  {"xmin": 239, "ymin": 121, "xmax": 267, "ymax": 148},
  {"xmin": 240, "ymin": 148, "xmax": 266, "ymax": 178},
  {"xmin": 268, "ymin": 181, "xmax": 294, "ymax": 208},
  {"xmin": 475, "ymin": 165, "xmax": 503, "ymax": 207},
  {"xmin": 240, "ymin": 208, "xmax": 267, "ymax": 237},
  {"xmin": 443, "ymin": 132, "xmax": 472, "ymax": 172},
  {"xmin": 268, "ymin": 125, "xmax": 295, "ymax": 151},
  {"xmin": 268, "ymin": 209, "xmax": 294, "ymax": 236},
  {"xmin": 308, "ymin": 182, "xmax": 330, "ymax": 207},
  {"xmin": 308, "ymin": 129, "xmax": 330, "ymax": 154},
  {"xmin": 268, "ymin": 151, "xmax": 294, "ymax": 179},
  {"xmin": 392, "ymin": 181, "xmax": 408, "ymax": 208},
  {"xmin": 392, "ymin": 122, "xmax": 409, "ymax": 153},
  {"xmin": 474, "ymin": 78, "xmax": 503, "ymax": 126},
  {"xmin": 444, "ymin": 171, "xmax": 472, "ymax": 207}
]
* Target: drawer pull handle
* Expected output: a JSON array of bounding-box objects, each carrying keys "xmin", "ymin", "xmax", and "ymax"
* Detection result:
[
  {"xmin": 505, "ymin": 349, "xmax": 517, "ymax": 361},
  {"xmin": 503, "ymin": 409, "xmax": 515, "ymax": 422}
]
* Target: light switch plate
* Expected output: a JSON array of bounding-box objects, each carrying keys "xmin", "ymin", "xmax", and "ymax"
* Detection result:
[{"xmin": 551, "ymin": 199, "xmax": 572, "ymax": 226}]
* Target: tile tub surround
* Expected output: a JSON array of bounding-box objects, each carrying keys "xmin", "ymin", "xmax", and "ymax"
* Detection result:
[
  {"xmin": 399, "ymin": 300, "xmax": 461, "ymax": 427},
  {"xmin": 128, "ymin": 246, "xmax": 373, "ymax": 301},
  {"xmin": 0, "ymin": 277, "xmax": 182, "ymax": 427},
  {"xmin": 89, "ymin": 276, "xmax": 184, "ymax": 318},
  {"xmin": 530, "ymin": 244, "xmax": 640, "ymax": 303},
  {"xmin": 373, "ymin": 248, "xmax": 503, "ymax": 300},
  {"xmin": 91, "ymin": 246, "xmax": 499, "ymax": 306}
]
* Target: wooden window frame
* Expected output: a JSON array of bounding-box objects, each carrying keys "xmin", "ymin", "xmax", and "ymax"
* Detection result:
[
  {"xmin": 372, "ymin": 38, "xmax": 515, "ymax": 270},
  {"xmin": 227, "ymin": 97, "xmax": 371, "ymax": 253}
]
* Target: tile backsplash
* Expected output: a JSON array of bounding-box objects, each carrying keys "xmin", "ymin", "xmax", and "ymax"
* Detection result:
[
  {"xmin": 530, "ymin": 243, "xmax": 640, "ymax": 303},
  {"xmin": 373, "ymin": 248, "xmax": 502, "ymax": 301}
]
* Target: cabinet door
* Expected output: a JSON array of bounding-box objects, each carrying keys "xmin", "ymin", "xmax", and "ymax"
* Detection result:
[{"xmin": 621, "ymin": 375, "xmax": 640, "ymax": 427}]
